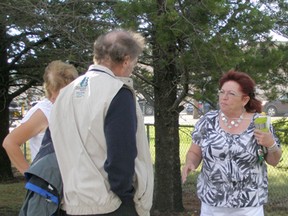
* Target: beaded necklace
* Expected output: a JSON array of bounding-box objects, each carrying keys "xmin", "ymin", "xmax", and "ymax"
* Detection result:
[{"xmin": 220, "ymin": 111, "xmax": 244, "ymax": 129}]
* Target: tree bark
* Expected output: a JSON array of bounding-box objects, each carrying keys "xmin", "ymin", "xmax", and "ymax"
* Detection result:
[
  {"xmin": 153, "ymin": 58, "xmax": 184, "ymax": 212},
  {"xmin": 0, "ymin": 20, "xmax": 14, "ymax": 180},
  {"xmin": 152, "ymin": 0, "xmax": 184, "ymax": 212}
]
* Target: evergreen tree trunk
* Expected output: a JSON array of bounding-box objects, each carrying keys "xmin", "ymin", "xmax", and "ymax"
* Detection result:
[
  {"xmin": 0, "ymin": 20, "xmax": 14, "ymax": 180},
  {"xmin": 153, "ymin": 83, "xmax": 184, "ymax": 212},
  {"xmin": 152, "ymin": 0, "xmax": 184, "ymax": 212}
]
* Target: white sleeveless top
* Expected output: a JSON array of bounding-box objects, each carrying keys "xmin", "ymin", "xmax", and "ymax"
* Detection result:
[{"xmin": 21, "ymin": 98, "xmax": 52, "ymax": 161}]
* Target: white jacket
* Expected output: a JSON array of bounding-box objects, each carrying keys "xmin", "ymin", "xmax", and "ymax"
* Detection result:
[{"xmin": 50, "ymin": 65, "xmax": 154, "ymax": 216}]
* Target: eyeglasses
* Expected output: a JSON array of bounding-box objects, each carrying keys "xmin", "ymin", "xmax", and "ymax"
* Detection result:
[{"xmin": 218, "ymin": 89, "xmax": 244, "ymax": 98}]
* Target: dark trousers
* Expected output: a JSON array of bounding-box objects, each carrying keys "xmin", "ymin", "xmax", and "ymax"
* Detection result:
[{"xmin": 60, "ymin": 202, "xmax": 139, "ymax": 216}]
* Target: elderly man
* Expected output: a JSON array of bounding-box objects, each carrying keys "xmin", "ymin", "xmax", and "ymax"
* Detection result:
[{"xmin": 50, "ymin": 29, "xmax": 154, "ymax": 216}]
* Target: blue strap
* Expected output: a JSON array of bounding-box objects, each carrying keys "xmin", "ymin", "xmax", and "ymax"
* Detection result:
[{"xmin": 25, "ymin": 182, "xmax": 59, "ymax": 204}]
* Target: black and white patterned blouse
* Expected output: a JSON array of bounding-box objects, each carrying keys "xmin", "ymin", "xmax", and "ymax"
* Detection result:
[{"xmin": 192, "ymin": 110, "xmax": 279, "ymax": 208}]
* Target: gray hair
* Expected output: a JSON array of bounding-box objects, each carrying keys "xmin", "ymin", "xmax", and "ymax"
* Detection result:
[{"xmin": 93, "ymin": 29, "xmax": 145, "ymax": 64}]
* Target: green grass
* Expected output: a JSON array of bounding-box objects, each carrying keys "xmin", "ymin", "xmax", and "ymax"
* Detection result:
[
  {"xmin": 0, "ymin": 181, "xmax": 26, "ymax": 216},
  {"xmin": 0, "ymin": 182, "xmax": 25, "ymax": 207},
  {"xmin": 0, "ymin": 141, "xmax": 30, "ymax": 216}
]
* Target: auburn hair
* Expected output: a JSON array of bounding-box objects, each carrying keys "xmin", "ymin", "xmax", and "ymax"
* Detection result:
[{"xmin": 219, "ymin": 70, "xmax": 262, "ymax": 113}]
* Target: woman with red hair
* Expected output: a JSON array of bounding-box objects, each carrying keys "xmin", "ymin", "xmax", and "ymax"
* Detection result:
[{"xmin": 182, "ymin": 70, "xmax": 282, "ymax": 216}]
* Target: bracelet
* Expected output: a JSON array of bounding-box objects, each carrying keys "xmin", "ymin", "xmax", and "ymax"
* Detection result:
[{"xmin": 267, "ymin": 142, "xmax": 278, "ymax": 153}]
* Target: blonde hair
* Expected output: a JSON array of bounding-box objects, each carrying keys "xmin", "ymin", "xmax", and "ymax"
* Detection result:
[{"xmin": 43, "ymin": 60, "xmax": 78, "ymax": 99}]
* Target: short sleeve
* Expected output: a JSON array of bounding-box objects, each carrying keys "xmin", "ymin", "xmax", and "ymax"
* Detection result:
[
  {"xmin": 22, "ymin": 99, "xmax": 52, "ymax": 124},
  {"xmin": 191, "ymin": 111, "xmax": 218, "ymax": 147},
  {"xmin": 191, "ymin": 116, "xmax": 207, "ymax": 146}
]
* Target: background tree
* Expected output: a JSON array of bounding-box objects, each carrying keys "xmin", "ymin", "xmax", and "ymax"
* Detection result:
[
  {"xmin": 239, "ymin": 0, "xmax": 288, "ymax": 98},
  {"xmin": 0, "ymin": 0, "xmax": 287, "ymax": 215},
  {"xmin": 0, "ymin": 0, "xmax": 117, "ymax": 180},
  {"xmin": 114, "ymin": 0, "xmax": 288, "ymax": 214}
]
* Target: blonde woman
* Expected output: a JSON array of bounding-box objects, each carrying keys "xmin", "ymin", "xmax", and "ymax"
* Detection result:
[{"xmin": 2, "ymin": 60, "xmax": 78, "ymax": 175}]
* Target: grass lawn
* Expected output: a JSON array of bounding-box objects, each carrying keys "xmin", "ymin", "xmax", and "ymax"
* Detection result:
[
  {"xmin": 0, "ymin": 179, "xmax": 25, "ymax": 216},
  {"xmin": 0, "ymin": 142, "xmax": 30, "ymax": 216}
]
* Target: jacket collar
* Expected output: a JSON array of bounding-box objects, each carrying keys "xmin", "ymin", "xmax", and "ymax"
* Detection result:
[{"xmin": 87, "ymin": 64, "xmax": 134, "ymax": 88}]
